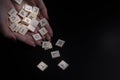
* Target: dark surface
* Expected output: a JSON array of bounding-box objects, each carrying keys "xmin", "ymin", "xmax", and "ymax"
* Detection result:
[{"xmin": 1, "ymin": 1, "xmax": 120, "ymax": 80}]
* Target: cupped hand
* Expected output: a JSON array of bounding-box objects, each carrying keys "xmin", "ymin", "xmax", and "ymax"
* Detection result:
[{"xmin": 0, "ymin": 0, "xmax": 53, "ymax": 47}]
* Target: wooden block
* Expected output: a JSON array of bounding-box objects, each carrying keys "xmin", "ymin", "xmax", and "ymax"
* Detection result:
[
  {"xmin": 32, "ymin": 33, "xmax": 42, "ymax": 41},
  {"xmin": 22, "ymin": 17, "xmax": 31, "ymax": 25},
  {"xmin": 27, "ymin": 25, "xmax": 35, "ymax": 32},
  {"xmin": 9, "ymin": 23, "xmax": 18, "ymax": 32},
  {"xmin": 55, "ymin": 39, "xmax": 65, "ymax": 47},
  {"xmin": 18, "ymin": 9, "xmax": 28, "ymax": 18},
  {"xmin": 8, "ymin": 8, "xmax": 18, "ymax": 16},
  {"xmin": 15, "ymin": 0, "xmax": 23, "ymax": 5},
  {"xmin": 32, "ymin": 6, "xmax": 39, "ymax": 15},
  {"xmin": 37, "ymin": 61, "xmax": 48, "ymax": 71},
  {"xmin": 58, "ymin": 60, "xmax": 69, "ymax": 70},
  {"xmin": 18, "ymin": 24, "xmax": 28, "ymax": 35},
  {"xmin": 51, "ymin": 50, "xmax": 60, "ymax": 59},
  {"xmin": 30, "ymin": 19, "xmax": 39, "ymax": 28},
  {"xmin": 40, "ymin": 18, "xmax": 48, "ymax": 27},
  {"xmin": 9, "ymin": 15, "xmax": 19, "ymax": 23},
  {"xmin": 39, "ymin": 27, "xmax": 48, "ymax": 36},
  {"xmin": 42, "ymin": 41, "xmax": 52, "ymax": 50},
  {"xmin": 14, "ymin": 24, "xmax": 21, "ymax": 32},
  {"xmin": 23, "ymin": 4, "xmax": 32, "ymax": 12},
  {"xmin": 15, "ymin": 15, "xmax": 21, "ymax": 23},
  {"xmin": 27, "ymin": 13, "xmax": 36, "ymax": 20}
]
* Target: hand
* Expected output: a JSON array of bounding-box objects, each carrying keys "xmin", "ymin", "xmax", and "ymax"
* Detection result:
[
  {"xmin": 0, "ymin": 0, "xmax": 37, "ymax": 47},
  {"xmin": 34, "ymin": 0, "xmax": 53, "ymax": 39},
  {"xmin": 0, "ymin": 0, "xmax": 53, "ymax": 47}
]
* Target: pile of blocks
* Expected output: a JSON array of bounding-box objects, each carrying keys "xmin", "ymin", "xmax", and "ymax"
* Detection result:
[
  {"xmin": 9, "ymin": 0, "xmax": 69, "ymax": 71},
  {"xmin": 8, "ymin": 3, "xmax": 48, "ymax": 40}
]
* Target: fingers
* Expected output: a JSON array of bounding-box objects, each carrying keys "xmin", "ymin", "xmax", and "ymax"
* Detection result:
[
  {"xmin": 30, "ymin": 32, "xmax": 42, "ymax": 46},
  {"xmin": 45, "ymin": 33, "xmax": 51, "ymax": 41},
  {"xmin": 36, "ymin": 15, "xmax": 53, "ymax": 40},
  {"xmin": 46, "ymin": 23, "xmax": 53, "ymax": 37},
  {"xmin": 37, "ymin": 23, "xmax": 52, "ymax": 41},
  {"xmin": 14, "ymin": 32, "xmax": 36, "ymax": 47},
  {"xmin": 35, "ymin": 40, "xmax": 42, "ymax": 46},
  {"xmin": 34, "ymin": 0, "xmax": 53, "ymax": 39},
  {"xmin": 35, "ymin": 0, "xmax": 49, "ymax": 19}
]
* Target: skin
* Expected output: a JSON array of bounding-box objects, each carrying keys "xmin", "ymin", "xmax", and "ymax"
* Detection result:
[{"xmin": 0, "ymin": 0, "xmax": 53, "ymax": 47}]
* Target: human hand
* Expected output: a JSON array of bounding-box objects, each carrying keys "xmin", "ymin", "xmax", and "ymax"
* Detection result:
[
  {"xmin": 0, "ymin": 0, "xmax": 53, "ymax": 47},
  {"xmin": 33, "ymin": 0, "xmax": 53, "ymax": 39}
]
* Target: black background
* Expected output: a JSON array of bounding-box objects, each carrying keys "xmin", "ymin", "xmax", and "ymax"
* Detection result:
[{"xmin": 1, "ymin": 0, "xmax": 120, "ymax": 80}]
